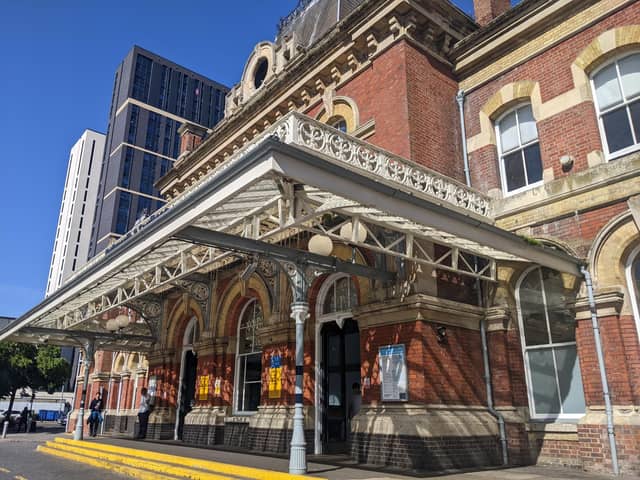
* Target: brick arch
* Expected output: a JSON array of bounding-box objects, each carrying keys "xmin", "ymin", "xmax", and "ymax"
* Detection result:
[
  {"xmin": 113, "ymin": 352, "xmax": 127, "ymax": 373},
  {"xmin": 166, "ymin": 296, "xmax": 205, "ymax": 352},
  {"xmin": 216, "ymin": 274, "xmax": 272, "ymax": 340},
  {"xmin": 590, "ymin": 211, "xmax": 640, "ymax": 316}
]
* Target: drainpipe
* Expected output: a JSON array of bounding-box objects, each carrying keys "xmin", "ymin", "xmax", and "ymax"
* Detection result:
[
  {"xmin": 480, "ymin": 317, "xmax": 509, "ymax": 465},
  {"xmin": 456, "ymin": 90, "xmax": 472, "ymax": 187},
  {"xmin": 459, "ymin": 86, "xmax": 508, "ymax": 464},
  {"xmin": 581, "ymin": 266, "xmax": 619, "ymax": 476}
]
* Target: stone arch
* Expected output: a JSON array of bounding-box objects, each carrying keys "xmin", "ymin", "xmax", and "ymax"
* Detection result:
[
  {"xmin": 166, "ymin": 296, "xmax": 205, "ymax": 353},
  {"xmin": 216, "ymin": 273, "xmax": 273, "ymax": 340},
  {"xmin": 315, "ymin": 96, "xmax": 361, "ymax": 133},
  {"xmin": 474, "ymin": 80, "xmax": 542, "ymax": 149},
  {"xmin": 240, "ymin": 41, "xmax": 277, "ymax": 101},
  {"xmin": 127, "ymin": 353, "xmax": 141, "ymax": 371},
  {"xmin": 113, "ymin": 352, "xmax": 127, "ymax": 373},
  {"xmin": 589, "ymin": 211, "xmax": 640, "ymax": 315},
  {"xmin": 573, "ymin": 25, "xmax": 640, "ymax": 79}
]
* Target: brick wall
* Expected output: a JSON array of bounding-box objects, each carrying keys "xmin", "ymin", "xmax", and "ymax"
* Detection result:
[
  {"xmin": 360, "ymin": 320, "xmax": 486, "ymax": 406},
  {"xmin": 464, "ymin": 2, "xmax": 640, "ymax": 194}
]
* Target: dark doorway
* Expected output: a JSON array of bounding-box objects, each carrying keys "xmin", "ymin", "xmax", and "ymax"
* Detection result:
[
  {"xmin": 321, "ymin": 319, "xmax": 360, "ymax": 454},
  {"xmin": 177, "ymin": 350, "xmax": 197, "ymax": 440}
]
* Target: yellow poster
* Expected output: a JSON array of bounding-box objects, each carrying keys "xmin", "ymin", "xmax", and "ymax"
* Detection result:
[
  {"xmin": 268, "ymin": 355, "xmax": 282, "ymax": 399},
  {"xmin": 214, "ymin": 377, "xmax": 221, "ymax": 397},
  {"xmin": 197, "ymin": 375, "xmax": 210, "ymax": 400}
]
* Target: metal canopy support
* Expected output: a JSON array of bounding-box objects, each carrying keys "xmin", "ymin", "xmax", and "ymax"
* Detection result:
[
  {"xmin": 280, "ymin": 263, "xmax": 310, "ymax": 475},
  {"xmin": 174, "ymin": 226, "xmax": 396, "ymax": 282},
  {"xmin": 74, "ymin": 340, "xmax": 95, "ymax": 441}
]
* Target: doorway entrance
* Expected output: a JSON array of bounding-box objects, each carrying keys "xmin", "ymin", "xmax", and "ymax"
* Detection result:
[
  {"xmin": 176, "ymin": 350, "xmax": 197, "ymax": 440},
  {"xmin": 321, "ymin": 318, "xmax": 360, "ymax": 454}
]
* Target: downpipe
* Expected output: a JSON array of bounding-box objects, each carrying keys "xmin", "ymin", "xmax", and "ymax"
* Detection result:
[
  {"xmin": 581, "ymin": 266, "xmax": 619, "ymax": 476},
  {"xmin": 480, "ymin": 317, "xmax": 509, "ymax": 466},
  {"xmin": 459, "ymin": 85, "xmax": 508, "ymax": 465}
]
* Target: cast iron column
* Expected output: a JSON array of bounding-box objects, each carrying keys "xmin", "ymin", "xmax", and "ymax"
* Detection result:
[
  {"xmin": 73, "ymin": 341, "xmax": 94, "ymax": 441},
  {"xmin": 288, "ymin": 266, "xmax": 309, "ymax": 474}
]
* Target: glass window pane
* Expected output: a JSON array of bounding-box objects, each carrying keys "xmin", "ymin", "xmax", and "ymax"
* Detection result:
[
  {"xmin": 328, "ymin": 335, "xmax": 341, "ymax": 367},
  {"xmin": 594, "ymin": 63, "xmax": 623, "ymax": 110},
  {"xmin": 602, "ymin": 107, "xmax": 634, "ymax": 153},
  {"xmin": 504, "ymin": 151, "xmax": 526, "ymax": 191},
  {"xmin": 520, "ymin": 270, "xmax": 549, "ymax": 346},
  {"xmin": 528, "ymin": 349, "xmax": 561, "ymax": 415},
  {"xmin": 328, "ymin": 373, "xmax": 342, "ymax": 406},
  {"xmin": 619, "ymin": 54, "xmax": 640, "ymax": 100},
  {"xmin": 518, "ymin": 105, "xmax": 538, "ymax": 144},
  {"xmin": 244, "ymin": 382, "xmax": 261, "ymax": 411},
  {"xmin": 554, "ymin": 346, "xmax": 586, "ymax": 414},
  {"xmin": 542, "ymin": 269, "xmax": 576, "ymax": 343},
  {"xmin": 236, "ymin": 357, "xmax": 246, "ymax": 411},
  {"xmin": 344, "ymin": 331, "xmax": 360, "ymax": 366},
  {"xmin": 323, "ymin": 284, "xmax": 336, "ymax": 314},
  {"xmin": 523, "ymin": 143, "xmax": 543, "ymax": 184},
  {"xmin": 629, "ymin": 99, "xmax": 640, "ymax": 143},
  {"xmin": 245, "ymin": 353, "xmax": 262, "ymax": 382},
  {"xmin": 499, "ymin": 111, "xmax": 519, "ymax": 152}
]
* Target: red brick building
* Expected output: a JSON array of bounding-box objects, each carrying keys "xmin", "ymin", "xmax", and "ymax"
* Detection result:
[{"xmin": 4, "ymin": 0, "xmax": 640, "ymax": 476}]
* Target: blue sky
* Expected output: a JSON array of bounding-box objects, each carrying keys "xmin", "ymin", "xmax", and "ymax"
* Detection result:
[{"xmin": 0, "ymin": 0, "xmax": 479, "ymax": 318}]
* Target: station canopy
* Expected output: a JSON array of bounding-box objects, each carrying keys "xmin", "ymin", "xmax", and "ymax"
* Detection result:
[{"xmin": 0, "ymin": 112, "xmax": 582, "ymax": 351}]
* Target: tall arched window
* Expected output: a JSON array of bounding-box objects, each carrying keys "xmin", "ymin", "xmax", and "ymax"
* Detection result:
[
  {"xmin": 235, "ymin": 299, "xmax": 263, "ymax": 413},
  {"xmin": 517, "ymin": 267, "xmax": 585, "ymax": 419},
  {"xmin": 626, "ymin": 245, "xmax": 640, "ymax": 343},
  {"xmin": 496, "ymin": 104, "xmax": 543, "ymax": 194},
  {"xmin": 319, "ymin": 274, "xmax": 358, "ymax": 320},
  {"xmin": 591, "ymin": 52, "xmax": 640, "ymax": 158}
]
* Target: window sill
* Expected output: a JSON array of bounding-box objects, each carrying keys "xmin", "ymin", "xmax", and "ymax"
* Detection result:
[{"xmin": 527, "ymin": 419, "xmax": 582, "ymax": 431}]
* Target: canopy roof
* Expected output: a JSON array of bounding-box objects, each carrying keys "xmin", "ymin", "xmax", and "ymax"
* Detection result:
[{"xmin": 0, "ymin": 112, "xmax": 582, "ymax": 349}]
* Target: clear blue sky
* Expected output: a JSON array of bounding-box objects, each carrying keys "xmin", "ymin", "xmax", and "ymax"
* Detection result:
[{"xmin": 0, "ymin": 0, "xmax": 479, "ymax": 318}]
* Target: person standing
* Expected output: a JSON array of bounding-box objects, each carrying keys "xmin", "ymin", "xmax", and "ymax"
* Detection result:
[
  {"xmin": 18, "ymin": 407, "xmax": 29, "ymax": 433},
  {"xmin": 136, "ymin": 388, "xmax": 150, "ymax": 440},
  {"xmin": 87, "ymin": 393, "xmax": 102, "ymax": 437}
]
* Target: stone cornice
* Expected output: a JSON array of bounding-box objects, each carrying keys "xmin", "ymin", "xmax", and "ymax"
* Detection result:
[
  {"xmin": 485, "ymin": 305, "xmax": 512, "ymax": 331},
  {"xmin": 157, "ymin": 0, "xmax": 475, "ymax": 197},
  {"xmin": 355, "ymin": 293, "xmax": 484, "ymax": 330},
  {"xmin": 575, "ymin": 286, "xmax": 624, "ymax": 320}
]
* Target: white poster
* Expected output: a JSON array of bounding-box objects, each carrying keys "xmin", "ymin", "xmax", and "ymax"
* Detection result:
[{"xmin": 379, "ymin": 344, "xmax": 408, "ymax": 402}]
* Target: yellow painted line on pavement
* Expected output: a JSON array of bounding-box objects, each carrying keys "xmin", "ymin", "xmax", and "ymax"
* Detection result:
[
  {"xmin": 44, "ymin": 441, "xmax": 234, "ymax": 480},
  {"xmin": 0, "ymin": 468, "xmax": 10, "ymax": 473},
  {"xmin": 37, "ymin": 445, "xmax": 176, "ymax": 480},
  {"xmin": 53, "ymin": 437, "xmax": 323, "ymax": 480}
]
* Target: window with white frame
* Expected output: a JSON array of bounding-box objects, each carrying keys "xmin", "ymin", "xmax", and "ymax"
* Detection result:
[
  {"xmin": 235, "ymin": 299, "xmax": 263, "ymax": 413},
  {"xmin": 321, "ymin": 275, "xmax": 357, "ymax": 317},
  {"xmin": 592, "ymin": 52, "xmax": 640, "ymax": 158},
  {"xmin": 626, "ymin": 245, "xmax": 640, "ymax": 343},
  {"xmin": 517, "ymin": 267, "xmax": 586, "ymax": 419},
  {"xmin": 496, "ymin": 104, "xmax": 543, "ymax": 194}
]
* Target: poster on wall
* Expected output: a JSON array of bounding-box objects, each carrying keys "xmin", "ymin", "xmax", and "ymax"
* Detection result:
[
  {"xmin": 268, "ymin": 355, "xmax": 282, "ymax": 399},
  {"xmin": 378, "ymin": 344, "xmax": 408, "ymax": 402},
  {"xmin": 197, "ymin": 375, "xmax": 211, "ymax": 401},
  {"xmin": 214, "ymin": 377, "xmax": 222, "ymax": 397}
]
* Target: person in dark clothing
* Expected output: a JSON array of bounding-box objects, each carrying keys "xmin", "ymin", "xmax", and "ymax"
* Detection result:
[
  {"xmin": 87, "ymin": 393, "xmax": 102, "ymax": 437},
  {"xmin": 136, "ymin": 388, "xmax": 150, "ymax": 439},
  {"xmin": 17, "ymin": 407, "xmax": 29, "ymax": 433}
]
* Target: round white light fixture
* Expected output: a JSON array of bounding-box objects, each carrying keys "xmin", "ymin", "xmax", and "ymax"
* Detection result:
[
  {"xmin": 308, "ymin": 234, "xmax": 334, "ymax": 256},
  {"xmin": 115, "ymin": 313, "xmax": 130, "ymax": 329},
  {"xmin": 339, "ymin": 222, "xmax": 367, "ymax": 243},
  {"xmin": 105, "ymin": 319, "xmax": 119, "ymax": 332}
]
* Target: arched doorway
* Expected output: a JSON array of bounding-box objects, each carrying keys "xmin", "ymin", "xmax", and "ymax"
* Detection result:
[
  {"xmin": 314, "ymin": 274, "xmax": 360, "ymax": 454},
  {"xmin": 174, "ymin": 317, "xmax": 199, "ymax": 440}
]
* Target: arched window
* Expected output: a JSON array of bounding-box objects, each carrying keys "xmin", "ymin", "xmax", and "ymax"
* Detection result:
[
  {"xmin": 320, "ymin": 275, "xmax": 357, "ymax": 318},
  {"xmin": 591, "ymin": 52, "xmax": 640, "ymax": 158},
  {"xmin": 626, "ymin": 245, "xmax": 640, "ymax": 342},
  {"xmin": 329, "ymin": 116, "xmax": 348, "ymax": 133},
  {"xmin": 235, "ymin": 299, "xmax": 263, "ymax": 413},
  {"xmin": 517, "ymin": 267, "xmax": 585, "ymax": 419},
  {"xmin": 496, "ymin": 104, "xmax": 543, "ymax": 194}
]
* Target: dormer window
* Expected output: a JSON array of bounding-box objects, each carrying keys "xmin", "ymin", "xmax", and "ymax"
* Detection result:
[{"xmin": 253, "ymin": 58, "xmax": 269, "ymax": 89}]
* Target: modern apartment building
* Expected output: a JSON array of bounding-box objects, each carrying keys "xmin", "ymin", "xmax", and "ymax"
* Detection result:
[
  {"xmin": 46, "ymin": 129, "xmax": 106, "ymax": 296},
  {"xmin": 88, "ymin": 46, "xmax": 229, "ymax": 256}
]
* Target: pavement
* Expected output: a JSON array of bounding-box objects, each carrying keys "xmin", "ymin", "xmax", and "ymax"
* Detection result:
[{"xmin": 0, "ymin": 423, "xmax": 634, "ymax": 480}]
